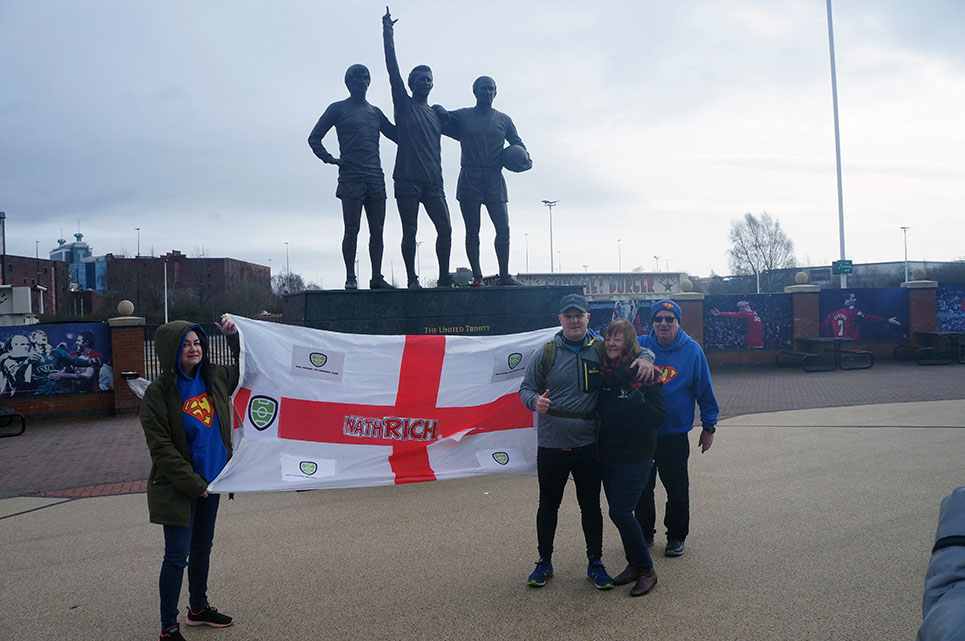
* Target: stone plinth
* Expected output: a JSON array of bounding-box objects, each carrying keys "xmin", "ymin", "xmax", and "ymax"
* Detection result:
[{"xmin": 282, "ymin": 286, "xmax": 583, "ymax": 336}]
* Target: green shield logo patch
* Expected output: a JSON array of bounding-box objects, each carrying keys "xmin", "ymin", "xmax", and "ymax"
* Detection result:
[
  {"xmin": 492, "ymin": 452, "xmax": 510, "ymax": 466},
  {"xmin": 310, "ymin": 352, "xmax": 327, "ymax": 368},
  {"xmin": 248, "ymin": 396, "xmax": 278, "ymax": 431},
  {"xmin": 508, "ymin": 352, "xmax": 522, "ymax": 369},
  {"xmin": 299, "ymin": 461, "xmax": 318, "ymax": 476}
]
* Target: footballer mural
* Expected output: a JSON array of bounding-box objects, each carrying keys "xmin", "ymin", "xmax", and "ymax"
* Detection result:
[
  {"xmin": 703, "ymin": 294, "xmax": 792, "ymax": 352},
  {"xmin": 819, "ymin": 288, "xmax": 907, "ymax": 342},
  {"xmin": 0, "ymin": 323, "xmax": 112, "ymax": 398}
]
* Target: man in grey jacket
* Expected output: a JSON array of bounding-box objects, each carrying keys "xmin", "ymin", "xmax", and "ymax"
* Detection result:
[{"xmin": 518, "ymin": 293, "xmax": 654, "ymax": 590}]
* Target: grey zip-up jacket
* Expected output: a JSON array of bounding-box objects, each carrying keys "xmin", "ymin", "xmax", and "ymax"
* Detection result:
[{"xmin": 519, "ymin": 331, "xmax": 653, "ymax": 449}]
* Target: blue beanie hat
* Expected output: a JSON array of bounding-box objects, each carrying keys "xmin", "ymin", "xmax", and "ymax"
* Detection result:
[{"xmin": 650, "ymin": 299, "xmax": 682, "ymax": 325}]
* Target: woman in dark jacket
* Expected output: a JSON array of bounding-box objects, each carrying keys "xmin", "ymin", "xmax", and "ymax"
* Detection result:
[
  {"xmin": 140, "ymin": 316, "xmax": 240, "ymax": 641},
  {"xmin": 598, "ymin": 319, "xmax": 665, "ymax": 596}
]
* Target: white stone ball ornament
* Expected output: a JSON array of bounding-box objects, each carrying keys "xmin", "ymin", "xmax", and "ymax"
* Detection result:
[{"xmin": 117, "ymin": 300, "xmax": 135, "ymax": 316}]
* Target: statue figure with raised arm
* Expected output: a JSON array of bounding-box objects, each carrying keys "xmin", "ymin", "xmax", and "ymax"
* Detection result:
[{"xmin": 382, "ymin": 6, "xmax": 455, "ymax": 288}]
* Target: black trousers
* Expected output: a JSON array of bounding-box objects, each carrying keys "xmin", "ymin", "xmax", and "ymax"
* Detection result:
[
  {"xmin": 635, "ymin": 432, "xmax": 690, "ymax": 542},
  {"xmin": 535, "ymin": 444, "xmax": 603, "ymax": 562}
]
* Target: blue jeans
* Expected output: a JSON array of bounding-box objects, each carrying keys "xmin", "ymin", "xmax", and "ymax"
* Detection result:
[
  {"xmin": 159, "ymin": 494, "xmax": 220, "ymax": 629},
  {"xmin": 601, "ymin": 459, "xmax": 655, "ymax": 569}
]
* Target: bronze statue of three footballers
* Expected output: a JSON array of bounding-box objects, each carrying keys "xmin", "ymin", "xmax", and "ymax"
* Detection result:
[{"xmin": 309, "ymin": 6, "xmax": 530, "ymax": 290}]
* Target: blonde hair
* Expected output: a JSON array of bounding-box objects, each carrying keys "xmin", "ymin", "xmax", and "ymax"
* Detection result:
[{"xmin": 604, "ymin": 319, "xmax": 641, "ymax": 358}]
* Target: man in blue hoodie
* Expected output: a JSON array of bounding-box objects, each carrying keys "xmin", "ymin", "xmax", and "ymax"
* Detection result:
[{"xmin": 636, "ymin": 300, "xmax": 719, "ymax": 557}]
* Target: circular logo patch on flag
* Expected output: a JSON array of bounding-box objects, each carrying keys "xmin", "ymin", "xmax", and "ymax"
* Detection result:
[
  {"xmin": 310, "ymin": 352, "xmax": 328, "ymax": 368},
  {"xmin": 248, "ymin": 395, "xmax": 279, "ymax": 431}
]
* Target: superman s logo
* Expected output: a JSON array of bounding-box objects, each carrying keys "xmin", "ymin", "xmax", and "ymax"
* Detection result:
[
  {"xmin": 656, "ymin": 366, "xmax": 679, "ymax": 384},
  {"xmin": 183, "ymin": 393, "xmax": 215, "ymax": 427}
]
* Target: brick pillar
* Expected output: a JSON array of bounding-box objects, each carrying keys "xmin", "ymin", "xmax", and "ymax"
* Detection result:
[
  {"xmin": 785, "ymin": 284, "xmax": 821, "ymax": 340},
  {"xmin": 109, "ymin": 315, "xmax": 146, "ymax": 416},
  {"xmin": 902, "ymin": 280, "xmax": 938, "ymax": 344},
  {"xmin": 671, "ymin": 293, "xmax": 705, "ymax": 347}
]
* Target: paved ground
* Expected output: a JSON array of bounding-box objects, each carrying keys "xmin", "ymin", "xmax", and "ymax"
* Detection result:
[
  {"xmin": 2, "ymin": 396, "xmax": 963, "ymax": 641},
  {"xmin": 1, "ymin": 360, "xmax": 962, "ymax": 499}
]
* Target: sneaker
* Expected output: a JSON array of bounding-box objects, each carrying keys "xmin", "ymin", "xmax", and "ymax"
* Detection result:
[
  {"xmin": 527, "ymin": 557, "xmax": 553, "ymax": 587},
  {"xmin": 665, "ymin": 539, "xmax": 685, "ymax": 557},
  {"xmin": 586, "ymin": 559, "xmax": 614, "ymax": 589},
  {"xmin": 407, "ymin": 277, "xmax": 422, "ymax": 289},
  {"xmin": 645, "ymin": 538, "xmax": 654, "ymax": 548},
  {"xmin": 185, "ymin": 604, "xmax": 233, "ymax": 627},
  {"xmin": 436, "ymin": 277, "xmax": 457, "ymax": 288},
  {"xmin": 160, "ymin": 625, "xmax": 186, "ymax": 640},
  {"xmin": 497, "ymin": 275, "xmax": 523, "ymax": 286},
  {"xmin": 369, "ymin": 276, "xmax": 395, "ymax": 290},
  {"xmin": 345, "ymin": 277, "xmax": 358, "ymax": 290}
]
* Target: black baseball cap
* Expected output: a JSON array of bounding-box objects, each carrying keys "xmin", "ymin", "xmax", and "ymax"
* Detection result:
[{"xmin": 559, "ymin": 294, "xmax": 588, "ymax": 313}]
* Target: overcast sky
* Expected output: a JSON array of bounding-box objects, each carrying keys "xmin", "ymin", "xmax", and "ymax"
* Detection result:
[{"xmin": 2, "ymin": 0, "xmax": 963, "ymax": 290}]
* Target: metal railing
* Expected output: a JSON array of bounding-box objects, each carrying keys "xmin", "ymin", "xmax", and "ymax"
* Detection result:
[{"xmin": 143, "ymin": 323, "xmax": 234, "ymax": 381}]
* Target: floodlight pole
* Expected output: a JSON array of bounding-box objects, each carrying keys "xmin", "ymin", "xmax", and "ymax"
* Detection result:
[
  {"xmin": 826, "ymin": 0, "xmax": 847, "ymax": 288},
  {"xmin": 0, "ymin": 211, "xmax": 6, "ymax": 286}
]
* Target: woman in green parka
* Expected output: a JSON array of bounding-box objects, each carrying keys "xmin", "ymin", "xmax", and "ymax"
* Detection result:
[{"xmin": 140, "ymin": 315, "xmax": 240, "ymax": 641}]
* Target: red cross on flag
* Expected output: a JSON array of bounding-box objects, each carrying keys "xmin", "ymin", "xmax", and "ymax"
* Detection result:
[{"xmin": 207, "ymin": 316, "xmax": 556, "ymax": 493}]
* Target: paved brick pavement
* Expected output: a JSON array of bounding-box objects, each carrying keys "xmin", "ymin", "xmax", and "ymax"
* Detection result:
[
  {"xmin": 0, "ymin": 361, "xmax": 962, "ymax": 499},
  {"xmin": 713, "ymin": 359, "xmax": 965, "ymax": 420}
]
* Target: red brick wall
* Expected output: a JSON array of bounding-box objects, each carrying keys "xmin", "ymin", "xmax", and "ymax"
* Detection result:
[
  {"xmin": 908, "ymin": 288, "xmax": 937, "ymax": 343},
  {"xmin": 0, "ymin": 255, "xmax": 70, "ymax": 316},
  {"xmin": 678, "ymin": 300, "xmax": 703, "ymax": 345},
  {"xmin": 2, "ymin": 392, "xmax": 113, "ymax": 419},
  {"xmin": 793, "ymin": 292, "xmax": 820, "ymax": 339},
  {"xmin": 110, "ymin": 324, "xmax": 145, "ymax": 415}
]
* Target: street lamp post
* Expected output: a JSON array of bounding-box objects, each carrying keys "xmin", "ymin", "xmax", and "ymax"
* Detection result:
[
  {"xmin": 35, "ymin": 240, "xmax": 40, "ymax": 312},
  {"xmin": 541, "ymin": 200, "xmax": 557, "ymax": 273},
  {"xmin": 163, "ymin": 259, "xmax": 169, "ymax": 323},
  {"xmin": 524, "ymin": 233, "xmax": 529, "ymax": 273},
  {"xmin": 901, "ymin": 226, "xmax": 910, "ymax": 282},
  {"xmin": 135, "ymin": 227, "xmax": 141, "ymax": 312},
  {"xmin": 654, "ymin": 255, "xmax": 660, "ymax": 271},
  {"xmin": 618, "ymin": 239, "xmax": 622, "ymax": 272},
  {"xmin": 285, "ymin": 242, "xmax": 291, "ymax": 293}
]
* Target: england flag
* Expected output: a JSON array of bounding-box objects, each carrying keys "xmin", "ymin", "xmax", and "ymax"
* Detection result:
[{"xmin": 207, "ymin": 315, "xmax": 556, "ymax": 492}]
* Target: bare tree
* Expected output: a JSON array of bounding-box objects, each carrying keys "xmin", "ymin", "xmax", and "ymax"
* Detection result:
[
  {"xmin": 272, "ymin": 272, "xmax": 304, "ymax": 296},
  {"xmin": 728, "ymin": 211, "xmax": 795, "ymax": 293}
]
